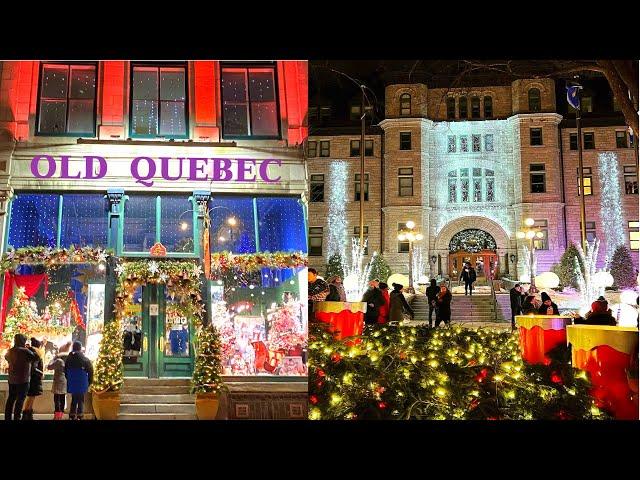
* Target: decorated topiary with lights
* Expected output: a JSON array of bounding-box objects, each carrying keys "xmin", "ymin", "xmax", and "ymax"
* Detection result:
[
  {"xmin": 309, "ymin": 322, "xmax": 608, "ymax": 420},
  {"xmin": 91, "ymin": 320, "xmax": 124, "ymax": 393},
  {"xmin": 609, "ymin": 245, "xmax": 636, "ymax": 289},
  {"xmin": 324, "ymin": 253, "xmax": 344, "ymax": 280},
  {"xmin": 552, "ymin": 242, "xmax": 584, "ymax": 290},
  {"xmin": 191, "ymin": 324, "xmax": 226, "ymax": 395},
  {"xmin": 368, "ymin": 254, "xmax": 391, "ymax": 283}
]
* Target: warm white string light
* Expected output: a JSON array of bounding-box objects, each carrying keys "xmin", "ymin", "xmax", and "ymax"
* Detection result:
[
  {"xmin": 597, "ymin": 152, "xmax": 626, "ymax": 268},
  {"xmin": 326, "ymin": 161, "xmax": 349, "ymax": 259}
]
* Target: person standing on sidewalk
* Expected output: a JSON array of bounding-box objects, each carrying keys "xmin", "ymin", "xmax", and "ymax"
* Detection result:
[
  {"xmin": 459, "ymin": 263, "xmax": 477, "ymax": 296},
  {"xmin": 509, "ymin": 283, "xmax": 526, "ymax": 330},
  {"xmin": 362, "ymin": 279, "xmax": 385, "ymax": 326},
  {"xmin": 425, "ymin": 279, "xmax": 439, "ymax": 328},
  {"xmin": 47, "ymin": 342, "xmax": 71, "ymax": 420},
  {"xmin": 388, "ymin": 283, "xmax": 414, "ymax": 323},
  {"xmin": 4, "ymin": 334, "xmax": 38, "ymax": 421},
  {"xmin": 65, "ymin": 341, "xmax": 93, "ymax": 420},
  {"xmin": 308, "ymin": 268, "xmax": 330, "ymax": 321},
  {"xmin": 21, "ymin": 338, "xmax": 45, "ymax": 420},
  {"xmin": 434, "ymin": 283, "xmax": 452, "ymax": 328},
  {"xmin": 377, "ymin": 282, "xmax": 391, "ymax": 324}
]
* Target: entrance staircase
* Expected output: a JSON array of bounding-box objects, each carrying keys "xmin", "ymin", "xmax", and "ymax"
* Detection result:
[{"xmin": 118, "ymin": 378, "xmax": 196, "ymax": 420}]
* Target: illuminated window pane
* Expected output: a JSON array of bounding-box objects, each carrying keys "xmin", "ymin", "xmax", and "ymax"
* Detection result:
[
  {"xmin": 60, "ymin": 194, "xmax": 108, "ymax": 248},
  {"xmin": 131, "ymin": 100, "xmax": 159, "ymax": 136},
  {"xmin": 448, "ymin": 136, "xmax": 456, "ymax": 153},
  {"xmin": 256, "ymin": 197, "xmax": 306, "ymax": 253},
  {"xmin": 448, "ymin": 178, "xmax": 457, "ymax": 203},
  {"xmin": 161, "ymin": 196, "xmax": 193, "ymax": 253},
  {"xmin": 209, "ymin": 197, "xmax": 256, "ymax": 254},
  {"xmin": 461, "ymin": 179, "xmax": 469, "ymax": 202},
  {"xmin": 473, "ymin": 178, "xmax": 482, "ymax": 202},
  {"xmin": 472, "ymin": 134, "xmax": 481, "ymax": 152},
  {"xmin": 124, "ymin": 195, "xmax": 156, "ymax": 252},
  {"xmin": 460, "ymin": 136, "xmax": 468, "ymax": 152},
  {"xmin": 8, "ymin": 194, "xmax": 59, "ymax": 248},
  {"xmin": 486, "ymin": 178, "xmax": 495, "ymax": 202},
  {"xmin": 485, "ymin": 134, "xmax": 494, "ymax": 152}
]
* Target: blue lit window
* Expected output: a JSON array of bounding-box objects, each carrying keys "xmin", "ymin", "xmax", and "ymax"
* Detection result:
[
  {"xmin": 123, "ymin": 195, "xmax": 157, "ymax": 252},
  {"xmin": 161, "ymin": 196, "xmax": 194, "ymax": 253},
  {"xmin": 8, "ymin": 194, "xmax": 59, "ymax": 249},
  {"xmin": 60, "ymin": 194, "xmax": 108, "ymax": 248},
  {"xmin": 256, "ymin": 197, "xmax": 306, "ymax": 253},
  {"xmin": 209, "ymin": 197, "xmax": 256, "ymax": 254}
]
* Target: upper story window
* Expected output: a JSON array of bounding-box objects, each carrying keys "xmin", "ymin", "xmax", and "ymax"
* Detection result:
[
  {"xmin": 569, "ymin": 133, "xmax": 578, "ymax": 150},
  {"xmin": 484, "ymin": 134, "xmax": 494, "ymax": 152},
  {"xmin": 447, "ymin": 135, "xmax": 456, "ymax": 153},
  {"xmin": 447, "ymin": 169, "xmax": 495, "ymax": 204},
  {"xmin": 309, "ymin": 227, "xmax": 323, "ymax": 256},
  {"xmin": 629, "ymin": 221, "xmax": 640, "ymax": 250},
  {"xmin": 131, "ymin": 64, "xmax": 187, "ymax": 138},
  {"xmin": 400, "ymin": 132, "xmax": 412, "ymax": 150},
  {"xmin": 459, "ymin": 97, "xmax": 468, "ymax": 119},
  {"xmin": 577, "ymin": 167, "xmax": 593, "ymax": 196},
  {"xmin": 354, "ymin": 174, "xmax": 369, "ymax": 201},
  {"xmin": 307, "ymin": 140, "xmax": 317, "ymax": 158},
  {"xmin": 350, "ymin": 104, "xmax": 361, "ymax": 120},
  {"xmin": 616, "ymin": 131, "xmax": 629, "ymax": 148},
  {"xmin": 530, "ymin": 127, "xmax": 543, "ymax": 146},
  {"xmin": 460, "ymin": 135, "xmax": 469, "ymax": 152},
  {"xmin": 483, "ymin": 96, "xmax": 493, "ymax": 118},
  {"xmin": 472, "ymin": 134, "xmax": 481, "ymax": 152},
  {"xmin": 471, "ymin": 97, "xmax": 481, "ymax": 119},
  {"xmin": 583, "ymin": 132, "xmax": 595, "ymax": 149},
  {"xmin": 310, "ymin": 174, "xmax": 325, "ymax": 202},
  {"xmin": 308, "ymin": 106, "xmax": 318, "ymax": 122},
  {"xmin": 319, "ymin": 140, "xmax": 330, "ymax": 157},
  {"xmin": 398, "ymin": 168, "xmax": 414, "ymax": 197},
  {"xmin": 350, "ymin": 139, "xmax": 374, "ymax": 157},
  {"xmin": 528, "ymin": 88, "xmax": 541, "ymax": 112},
  {"xmin": 37, "ymin": 63, "xmax": 97, "ymax": 136},
  {"xmin": 400, "ymin": 93, "xmax": 411, "ymax": 116},
  {"xmin": 624, "ymin": 166, "xmax": 638, "ymax": 194},
  {"xmin": 446, "ymin": 97, "xmax": 456, "ymax": 119},
  {"xmin": 530, "ymin": 164, "xmax": 546, "ymax": 193},
  {"xmin": 532, "ymin": 220, "xmax": 548, "ymax": 250},
  {"xmin": 319, "ymin": 105, "xmax": 331, "ymax": 120},
  {"xmin": 221, "ymin": 65, "xmax": 279, "ymax": 138}
]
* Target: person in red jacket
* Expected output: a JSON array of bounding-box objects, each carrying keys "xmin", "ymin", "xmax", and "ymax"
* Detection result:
[{"xmin": 377, "ymin": 282, "xmax": 390, "ymax": 324}]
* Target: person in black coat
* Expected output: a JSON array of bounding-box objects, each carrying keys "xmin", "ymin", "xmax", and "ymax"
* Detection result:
[
  {"xmin": 509, "ymin": 283, "xmax": 526, "ymax": 330},
  {"xmin": 425, "ymin": 279, "xmax": 439, "ymax": 328},
  {"xmin": 4, "ymin": 334, "xmax": 38, "ymax": 421},
  {"xmin": 21, "ymin": 338, "xmax": 44, "ymax": 421},
  {"xmin": 574, "ymin": 298, "xmax": 617, "ymax": 326},
  {"xmin": 388, "ymin": 283, "xmax": 414, "ymax": 323},
  {"xmin": 521, "ymin": 295, "xmax": 539, "ymax": 315},
  {"xmin": 434, "ymin": 284, "xmax": 453, "ymax": 328},
  {"xmin": 361, "ymin": 279, "xmax": 385, "ymax": 325},
  {"xmin": 538, "ymin": 291, "xmax": 560, "ymax": 315},
  {"xmin": 459, "ymin": 263, "xmax": 477, "ymax": 296}
]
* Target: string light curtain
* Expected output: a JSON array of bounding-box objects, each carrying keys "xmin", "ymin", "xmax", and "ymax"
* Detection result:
[
  {"xmin": 60, "ymin": 194, "xmax": 108, "ymax": 248},
  {"xmin": 209, "ymin": 197, "xmax": 256, "ymax": 253},
  {"xmin": 256, "ymin": 197, "xmax": 306, "ymax": 253},
  {"xmin": 160, "ymin": 196, "xmax": 193, "ymax": 253},
  {"xmin": 8, "ymin": 194, "xmax": 59, "ymax": 248},
  {"xmin": 123, "ymin": 195, "xmax": 156, "ymax": 252}
]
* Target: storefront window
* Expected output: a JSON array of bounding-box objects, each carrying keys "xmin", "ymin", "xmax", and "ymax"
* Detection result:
[
  {"xmin": 0, "ymin": 264, "xmax": 106, "ymax": 375},
  {"xmin": 7, "ymin": 193, "xmax": 59, "ymax": 249},
  {"xmin": 60, "ymin": 194, "xmax": 108, "ymax": 248},
  {"xmin": 123, "ymin": 195, "xmax": 156, "ymax": 252},
  {"xmin": 256, "ymin": 197, "xmax": 306, "ymax": 253},
  {"xmin": 211, "ymin": 267, "xmax": 307, "ymax": 376},
  {"xmin": 164, "ymin": 298, "xmax": 190, "ymax": 357},
  {"xmin": 161, "ymin": 196, "xmax": 194, "ymax": 253},
  {"xmin": 209, "ymin": 197, "xmax": 257, "ymax": 253}
]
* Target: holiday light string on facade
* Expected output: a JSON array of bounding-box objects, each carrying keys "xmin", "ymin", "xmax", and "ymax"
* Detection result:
[
  {"xmin": 327, "ymin": 160, "xmax": 349, "ymax": 259},
  {"xmin": 597, "ymin": 152, "xmax": 626, "ymax": 267}
]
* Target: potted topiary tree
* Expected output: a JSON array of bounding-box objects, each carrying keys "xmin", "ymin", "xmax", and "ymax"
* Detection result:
[
  {"xmin": 191, "ymin": 323, "xmax": 226, "ymax": 420},
  {"xmin": 90, "ymin": 320, "xmax": 124, "ymax": 420}
]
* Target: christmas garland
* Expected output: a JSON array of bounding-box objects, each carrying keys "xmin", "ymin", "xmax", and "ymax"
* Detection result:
[
  {"xmin": 0, "ymin": 246, "xmax": 113, "ymax": 273},
  {"xmin": 210, "ymin": 251, "xmax": 307, "ymax": 274},
  {"xmin": 114, "ymin": 259, "xmax": 206, "ymax": 327},
  {"xmin": 449, "ymin": 229, "xmax": 497, "ymax": 254},
  {"xmin": 309, "ymin": 323, "xmax": 609, "ymax": 420}
]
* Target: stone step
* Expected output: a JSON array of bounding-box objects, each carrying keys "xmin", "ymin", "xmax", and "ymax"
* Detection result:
[
  {"xmin": 120, "ymin": 403, "xmax": 196, "ymax": 414},
  {"xmin": 117, "ymin": 413, "xmax": 197, "ymax": 420},
  {"xmin": 120, "ymin": 393, "xmax": 195, "ymax": 404},
  {"xmin": 122, "ymin": 385, "xmax": 192, "ymax": 395},
  {"xmin": 123, "ymin": 378, "xmax": 190, "ymax": 386}
]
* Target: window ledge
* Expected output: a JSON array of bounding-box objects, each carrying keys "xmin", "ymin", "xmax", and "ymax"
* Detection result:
[{"xmin": 77, "ymin": 138, "xmax": 237, "ymax": 147}]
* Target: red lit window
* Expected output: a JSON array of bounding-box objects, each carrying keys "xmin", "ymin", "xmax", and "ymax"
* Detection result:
[
  {"xmin": 221, "ymin": 65, "xmax": 279, "ymax": 138},
  {"xmin": 37, "ymin": 63, "xmax": 97, "ymax": 136},
  {"xmin": 130, "ymin": 64, "xmax": 187, "ymax": 138}
]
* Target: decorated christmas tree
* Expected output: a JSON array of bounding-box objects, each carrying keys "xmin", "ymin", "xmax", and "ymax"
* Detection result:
[
  {"xmin": 267, "ymin": 303, "xmax": 306, "ymax": 352},
  {"xmin": 610, "ymin": 245, "xmax": 636, "ymax": 289},
  {"xmin": 191, "ymin": 324, "xmax": 226, "ymax": 394},
  {"xmin": 368, "ymin": 254, "xmax": 392, "ymax": 283},
  {"xmin": 324, "ymin": 253, "xmax": 344, "ymax": 280},
  {"xmin": 2, "ymin": 287, "xmax": 39, "ymax": 342},
  {"xmin": 91, "ymin": 320, "xmax": 124, "ymax": 393},
  {"xmin": 552, "ymin": 242, "xmax": 584, "ymax": 289}
]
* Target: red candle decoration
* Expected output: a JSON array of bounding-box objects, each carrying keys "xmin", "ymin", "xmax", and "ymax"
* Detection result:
[
  {"xmin": 567, "ymin": 325, "xmax": 639, "ymax": 420},
  {"xmin": 515, "ymin": 315, "xmax": 573, "ymax": 365},
  {"xmin": 314, "ymin": 301, "xmax": 366, "ymax": 345}
]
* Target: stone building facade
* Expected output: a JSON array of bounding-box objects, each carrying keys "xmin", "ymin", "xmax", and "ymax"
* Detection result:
[{"xmin": 307, "ymin": 76, "xmax": 639, "ymax": 282}]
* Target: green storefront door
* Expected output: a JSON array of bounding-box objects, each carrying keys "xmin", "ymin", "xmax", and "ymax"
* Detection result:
[{"xmin": 123, "ymin": 285, "xmax": 194, "ymax": 378}]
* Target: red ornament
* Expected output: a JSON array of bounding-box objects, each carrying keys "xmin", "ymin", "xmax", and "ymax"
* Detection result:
[
  {"xmin": 476, "ymin": 368, "xmax": 489, "ymax": 383},
  {"xmin": 330, "ymin": 353, "xmax": 342, "ymax": 363},
  {"xmin": 468, "ymin": 359, "xmax": 477, "ymax": 366},
  {"xmin": 378, "ymin": 402, "xmax": 387, "ymax": 409},
  {"xmin": 310, "ymin": 395, "xmax": 318, "ymax": 405},
  {"xmin": 469, "ymin": 399, "xmax": 479, "ymax": 410},
  {"xmin": 399, "ymin": 352, "xmax": 407, "ymax": 360},
  {"xmin": 550, "ymin": 372, "xmax": 563, "ymax": 384},
  {"xmin": 317, "ymin": 369, "xmax": 326, "ymax": 377}
]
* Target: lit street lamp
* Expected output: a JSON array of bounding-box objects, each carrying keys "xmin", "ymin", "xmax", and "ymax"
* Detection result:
[
  {"xmin": 516, "ymin": 217, "xmax": 545, "ymax": 293},
  {"xmin": 397, "ymin": 220, "xmax": 424, "ymax": 288}
]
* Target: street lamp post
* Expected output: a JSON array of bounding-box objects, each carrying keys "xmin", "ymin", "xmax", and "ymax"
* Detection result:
[
  {"xmin": 397, "ymin": 220, "xmax": 423, "ymax": 288},
  {"xmin": 516, "ymin": 217, "xmax": 545, "ymax": 293}
]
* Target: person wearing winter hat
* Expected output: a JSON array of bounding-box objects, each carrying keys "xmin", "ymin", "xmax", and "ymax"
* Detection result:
[
  {"xmin": 537, "ymin": 292, "xmax": 559, "ymax": 315},
  {"xmin": 575, "ymin": 299, "xmax": 617, "ymax": 326},
  {"xmin": 4, "ymin": 334, "xmax": 38, "ymax": 420},
  {"xmin": 388, "ymin": 283, "xmax": 414, "ymax": 323},
  {"xmin": 47, "ymin": 341, "xmax": 71, "ymax": 420},
  {"xmin": 64, "ymin": 341, "xmax": 93, "ymax": 420}
]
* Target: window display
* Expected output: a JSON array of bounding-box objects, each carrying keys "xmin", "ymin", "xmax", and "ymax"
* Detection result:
[
  {"xmin": 210, "ymin": 267, "xmax": 307, "ymax": 377},
  {"xmin": 165, "ymin": 304, "xmax": 189, "ymax": 357},
  {"xmin": 0, "ymin": 264, "xmax": 105, "ymax": 374},
  {"xmin": 123, "ymin": 287, "xmax": 143, "ymax": 361}
]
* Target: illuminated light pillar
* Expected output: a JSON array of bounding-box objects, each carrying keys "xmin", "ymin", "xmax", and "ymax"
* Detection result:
[
  {"xmin": 597, "ymin": 152, "xmax": 626, "ymax": 267},
  {"xmin": 327, "ymin": 161, "xmax": 348, "ymax": 259}
]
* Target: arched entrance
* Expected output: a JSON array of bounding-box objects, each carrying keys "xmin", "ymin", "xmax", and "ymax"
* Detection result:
[{"xmin": 448, "ymin": 229, "xmax": 500, "ymax": 280}]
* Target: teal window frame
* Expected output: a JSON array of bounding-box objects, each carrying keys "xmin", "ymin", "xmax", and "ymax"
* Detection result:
[{"xmin": 120, "ymin": 194, "xmax": 199, "ymax": 258}]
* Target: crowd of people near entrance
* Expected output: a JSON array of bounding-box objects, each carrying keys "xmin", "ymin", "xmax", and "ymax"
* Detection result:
[{"xmin": 4, "ymin": 335, "xmax": 93, "ymax": 420}]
